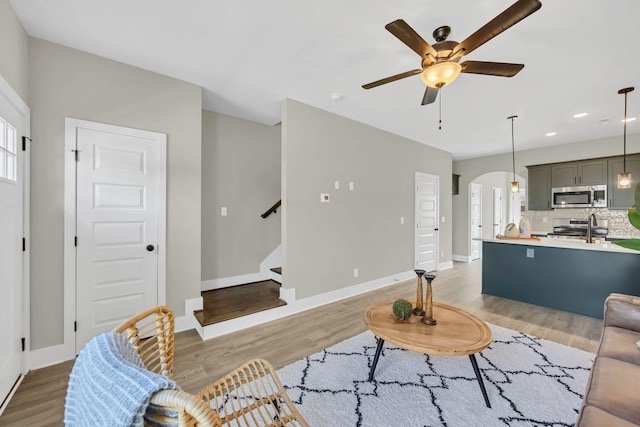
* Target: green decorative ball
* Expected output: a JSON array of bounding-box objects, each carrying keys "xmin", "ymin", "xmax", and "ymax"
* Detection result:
[{"xmin": 392, "ymin": 299, "xmax": 413, "ymax": 321}]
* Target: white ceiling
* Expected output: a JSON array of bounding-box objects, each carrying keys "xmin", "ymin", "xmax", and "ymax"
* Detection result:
[{"xmin": 10, "ymin": 0, "xmax": 640, "ymax": 160}]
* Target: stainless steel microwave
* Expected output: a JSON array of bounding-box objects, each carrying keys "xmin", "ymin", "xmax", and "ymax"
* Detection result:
[{"xmin": 551, "ymin": 185, "xmax": 607, "ymax": 208}]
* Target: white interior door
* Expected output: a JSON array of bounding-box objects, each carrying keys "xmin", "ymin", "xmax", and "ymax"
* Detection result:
[
  {"xmin": 470, "ymin": 183, "xmax": 482, "ymax": 260},
  {"xmin": 415, "ymin": 173, "xmax": 439, "ymax": 272},
  {"xmin": 0, "ymin": 84, "xmax": 27, "ymax": 408},
  {"xmin": 492, "ymin": 187, "xmax": 503, "ymax": 238},
  {"xmin": 69, "ymin": 119, "xmax": 166, "ymax": 353}
]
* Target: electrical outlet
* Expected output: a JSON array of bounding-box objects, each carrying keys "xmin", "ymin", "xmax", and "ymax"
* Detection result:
[
  {"xmin": 400, "ymin": 217, "xmax": 404, "ymax": 224},
  {"xmin": 349, "ymin": 182, "xmax": 354, "ymax": 191},
  {"xmin": 353, "ymin": 268, "xmax": 359, "ymax": 277},
  {"xmin": 221, "ymin": 207, "xmax": 227, "ymax": 216},
  {"xmin": 334, "ymin": 181, "xmax": 340, "ymax": 190},
  {"xmin": 542, "ymin": 217, "xmax": 548, "ymax": 223},
  {"xmin": 526, "ymin": 248, "xmax": 534, "ymax": 258}
]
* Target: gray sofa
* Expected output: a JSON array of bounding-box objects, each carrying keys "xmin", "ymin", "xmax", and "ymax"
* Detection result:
[{"xmin": 575, "ymin": 293, "xmax": 640, "ymax": 426}]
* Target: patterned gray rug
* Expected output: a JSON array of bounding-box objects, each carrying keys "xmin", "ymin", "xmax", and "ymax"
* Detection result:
[{"xmin": 277, "ymin": 324, "xmax": 594, "ymax": 427}]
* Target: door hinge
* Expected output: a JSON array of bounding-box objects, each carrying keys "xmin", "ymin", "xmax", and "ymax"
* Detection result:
[
  {"xmin": 22, "ymin": 237, "xmax": 26, "ymax": 251},
  {"xmin": 74, "ymin": 236, "xmax": 77, "ymax": 247},
  {"xmin": 21, "ymin": 337, "xmax": 25, "ymax": 352},
  {"xmin": 74, "ymin": 321, "xmax": 77, "ymax": 332},
  {"xmin": 22, "ymin": 136, "xmax": 31, "ymax": 151}
]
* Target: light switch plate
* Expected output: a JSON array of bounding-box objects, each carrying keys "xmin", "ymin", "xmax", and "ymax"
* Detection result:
[
  {"xmin": 221, "ymin": 207, "xmax": 227, "ymax": 216},
  {"xmin": 349, "ymin": 182, "xmax": 354, "ymax": 191}
]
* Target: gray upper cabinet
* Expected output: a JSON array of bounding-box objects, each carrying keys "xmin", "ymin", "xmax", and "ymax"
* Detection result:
[
  {"xmin": 551, "ymin": 159, "xmax": 607, "ymax": 187},
  {"xmin": 551, "ymin": 163, "xmax": 577, "ymax": 187},
  {"xmin": 608, "ymin": 154, "xmax": 640, "ymax": 209},
  {"xmin": 527, "ymin": 165, "xmax": 552, "ymax": 210}
]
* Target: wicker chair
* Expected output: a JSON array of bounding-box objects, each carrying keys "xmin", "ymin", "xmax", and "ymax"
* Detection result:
[{"xmin": 113, "ymin": 306, "xmax": 309, "ymax": 427}]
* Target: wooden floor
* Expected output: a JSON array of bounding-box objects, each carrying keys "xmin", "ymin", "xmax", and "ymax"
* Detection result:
[
  {"xmin": 194, "ymin": 280, "xmax": 286, "ymax": 326},
  {"xmin": 0, "ymin": 260, "xmax": 604, "ymax": 426}
]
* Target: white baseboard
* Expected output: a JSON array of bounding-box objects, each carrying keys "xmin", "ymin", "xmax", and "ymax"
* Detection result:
[
  {"xmin": 279, "ymin": 287, "xmax": 295, "ymax": 303},
  {"xmin": 270, "ymin": 270, "xmax": 282, "ymax": 283},
  {"xmin": 175, "ymin": 296, "xmax": 203, "ymax": 333},
  {"xmin": 452, "ymin": 254, "xmax": 472, "ymax": 263},
  {"xmin": 197, "ymin": 269, "xmax": 415, "ymax": 341},
  {"xmin": 438, "ymin": 261, "xmax": 454, "ymax": 270},
  {"xmin": 30, "ymin": 343, "xmax": 70, "ymax": 371},
  {"xmin": 0, "ymin": 374, "xmax": 24, "ymax": 416}
]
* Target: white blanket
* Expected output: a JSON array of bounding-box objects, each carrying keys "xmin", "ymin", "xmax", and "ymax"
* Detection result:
[{"xmin": 64, "ymin": 332, "xmax": 176, "ymax": 427}]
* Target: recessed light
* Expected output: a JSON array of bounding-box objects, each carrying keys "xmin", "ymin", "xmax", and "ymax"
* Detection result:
[
  {"xmin": 545, "ymin": 132, "xmax": 558, "ymax": 137},
  {"xmin": 573, "ymin": 112, "xmax": 589, "ymax": 118},
  {"xmin": 622, "ymin": 117, "xmax": 637, "ymax": 123}
]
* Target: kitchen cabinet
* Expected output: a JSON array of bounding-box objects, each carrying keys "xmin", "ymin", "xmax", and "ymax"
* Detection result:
[
  {"xmin": 527, "ymin": 164, "xmax": 551, "ymax": 210},
  {"xmin": 551, "ymin": 159, "xmax": 607, "ymax": 187},
  {"xmin": 608, "ymin": 154, "xmax": 640, "ymax": 209}
]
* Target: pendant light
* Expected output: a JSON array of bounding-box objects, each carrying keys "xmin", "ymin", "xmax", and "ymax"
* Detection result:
[
  {"xmin": 508, "ymin": 115, "xmax": 519, "ymax": 192},
  {"xmin": 618, "ymin": 87, "xmax": 634, "ymax": 189}
]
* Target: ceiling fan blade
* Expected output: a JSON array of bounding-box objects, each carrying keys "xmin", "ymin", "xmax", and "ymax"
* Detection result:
[
  {"xmin": 452, "ymin": 0, "xmax": 541, "ymax": 58},
  {"xmin": 362, "ymin": 69, "xmax": 422, "ymax": 89},
  {"xmin": 460, "ymin": 61, "xmax": 524, "ymax": 77},
  {"xmin": 421, "ymin": 86, "xmax": 439, "ymax": 105},
  {"xmin": 385, "ymin": 19, "xmax": 438, "ymax": 59}
]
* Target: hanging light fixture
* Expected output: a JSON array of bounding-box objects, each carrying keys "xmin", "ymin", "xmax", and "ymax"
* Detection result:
[
  {"xmin": 508, "ymin": 115, "xmax": 519, "ymax": 192},
  {"xmin": 618, "ymin": 87, "xmax": 635, "ymax": 189}
]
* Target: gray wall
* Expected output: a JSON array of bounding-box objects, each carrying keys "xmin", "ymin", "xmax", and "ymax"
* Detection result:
[
  {"xmin": 282, "ymin": 99, "xmax": 452, "ymax": 299},
  {"xmin": 453, "ymin": 134, "xmax": 640, "ymax": 257},
  {"xmin": 0, "ymin": 0, "xmax": 29, "ymax": 102},
  {"xmin": 201, "ymin": 110, "xmax": 281, "ymax": 280},
  {"xmin": 29, "ymin": 38, "xmax": 202, "ymax": 349}
]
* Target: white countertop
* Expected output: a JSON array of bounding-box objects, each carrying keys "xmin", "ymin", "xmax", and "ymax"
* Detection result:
[{"xmin": 484, "ymin": 237, "xmax": 640, "ymax": 254}]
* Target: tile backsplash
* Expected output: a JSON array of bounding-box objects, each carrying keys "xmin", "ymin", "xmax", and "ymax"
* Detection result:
[{"xmin": 527, "ymin": 208, "xmax": 640, "ymax": 238}]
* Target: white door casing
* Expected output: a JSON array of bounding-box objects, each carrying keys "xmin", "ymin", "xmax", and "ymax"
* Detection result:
[
  {"xmin": 470, "ymin": 183, "xmax": 482, "ymax": 260},
  {"xmin": 64, "ymin": 119, "xmax": 166, "ymax": 354},
  {"xmin": 492, "ymin": 187, "xmax": 503, "ymax": 239},
  {"xmin": 415, "ymin": 173, "xmax": 439, "ymax": 272},
  {"xmin": 0, "ymin": 75, "xmax": 30, "ymax": 412}
]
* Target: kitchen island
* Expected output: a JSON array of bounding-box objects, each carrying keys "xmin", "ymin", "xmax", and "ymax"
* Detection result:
[{"xmin": 482, "ymin": 238, "xmax": 640, "ymax": 318}]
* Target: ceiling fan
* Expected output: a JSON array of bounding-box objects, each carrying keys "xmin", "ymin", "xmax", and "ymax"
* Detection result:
[{"xmin": 362, "ymin": 0, "xmax": 542, "ymax": 105}]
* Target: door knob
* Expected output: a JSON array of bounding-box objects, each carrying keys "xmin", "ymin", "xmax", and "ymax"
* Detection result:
[{"xmin": 146, "ymin": 245, "xmax": 155, "ymax": 252}]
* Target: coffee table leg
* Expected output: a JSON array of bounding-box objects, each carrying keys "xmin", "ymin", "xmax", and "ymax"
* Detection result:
[
  {"xmin": 469, "ymin": 354, "xmax": 491, "ymax": 408},
  {"xmin": 368, "ymin": 337, "xmax": 385, "ymax": 381}
]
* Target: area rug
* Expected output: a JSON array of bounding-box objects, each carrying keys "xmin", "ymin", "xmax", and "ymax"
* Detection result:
[{"xmin": 277, "ymin": 324, "xmax": 594, "ymax": 427}]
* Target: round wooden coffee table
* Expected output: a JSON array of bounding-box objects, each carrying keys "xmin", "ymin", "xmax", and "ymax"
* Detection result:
[{"xmin": 364, "ymin": 299, "xmax": 493, "ymax": 407}]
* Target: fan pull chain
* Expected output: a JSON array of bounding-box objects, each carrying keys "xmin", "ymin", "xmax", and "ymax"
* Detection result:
[{"xmin": 438, "ymin": 88, "xmax": 442, "ymax": 130}]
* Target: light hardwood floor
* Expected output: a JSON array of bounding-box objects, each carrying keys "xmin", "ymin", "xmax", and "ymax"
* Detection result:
[{"xmin": 0, "ymin": 260, "xmax": 603, "ymax": 426}]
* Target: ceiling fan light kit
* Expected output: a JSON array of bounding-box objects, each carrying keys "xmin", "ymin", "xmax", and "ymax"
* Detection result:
[
  {"xmin": 617, "ymin": 86, "xmax": 635, "ymax": 189},
  {"xmin": 362, "ymin": 0, "xmax": 542, "ymax": 106},
  {"xmin": 420, "ymin": 62, "xmax": 462, "ymax": 88}
]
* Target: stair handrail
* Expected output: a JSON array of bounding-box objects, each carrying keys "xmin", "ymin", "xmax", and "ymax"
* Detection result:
[{"xmin": 261, "ymin": 199, "xmax": 281, "ymax": 219}]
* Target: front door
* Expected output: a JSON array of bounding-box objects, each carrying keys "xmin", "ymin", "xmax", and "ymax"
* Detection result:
[
  {"xmin": 415, "ymin": 173, "xmax": 439, "ymax": 272},
  {"xmin": 0, "ymin": 85, "xmax": 27, "ymax": 407},
  {"xmin": 470, "ymin": 183, "xmax": 482, "ymax": 260},
  {"xmin": 67, "ymin": 119, "xmax": 166, "ymax": 353}
]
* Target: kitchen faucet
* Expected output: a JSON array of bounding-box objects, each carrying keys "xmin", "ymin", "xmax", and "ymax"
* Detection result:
[{"xmin": 586, "ymin": 213, "xmax": 598, "ymax": 243}]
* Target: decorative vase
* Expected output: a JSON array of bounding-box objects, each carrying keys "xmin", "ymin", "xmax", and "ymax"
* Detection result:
[
  {"xmin": 421, "ymin": 274, "xmax": 437, "ymax": 325},
  {"xmin": 413, "ymin": 269, "xmax": 426, "ymax": 316}
]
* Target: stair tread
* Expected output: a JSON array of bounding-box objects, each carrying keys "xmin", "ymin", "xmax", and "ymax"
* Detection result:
[{"xmin": 195, "ymin": 280, "xmax": 286, "ymax": 327}]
